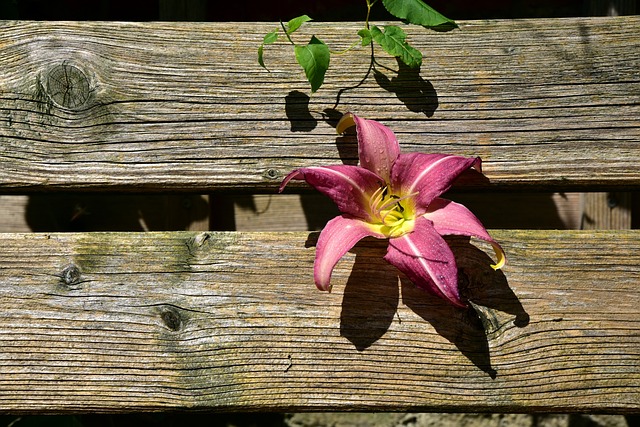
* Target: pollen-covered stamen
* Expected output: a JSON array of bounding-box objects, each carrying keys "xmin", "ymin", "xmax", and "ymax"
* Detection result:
[
  {"xmin": 369, "ymin": 185, "xmax": 387, "ymax": 216},
  {"xmin": 381, "ymin": 207, "xmax": 404, "ymax": 227},
  {"xmin": 369, "ymin": 186, "xmax": 419, "ymax": 237},
  {"xmin": 376, "ymin": 191, "xmax": 418, "ymax": 215}
]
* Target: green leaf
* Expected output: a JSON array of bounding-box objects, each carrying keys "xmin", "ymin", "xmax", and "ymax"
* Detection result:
[
  {"xmin": 294, "ymin": 36, "xmax": 330, "ymax": 93},
  {"xmin": 287, "ymin": 15, "xmax": 312, "ymax": 34},
  {"xmin": 263, "ymin": 29, "xmax": 279, "ymax": 44},
  {"xmin": 258, "ymin": 44, "xmax": 267, "ymax": 69},
  {"xmin": 381, "ymin": 0, "xmax": 457, "ymax": 30},
  {"xmin": 370, "ymin": 25, "xmax": 422, "ymax": 68},
  {"xmin": 358, "ymin": 28, "xmax": 372, "ymax": 46},
  {"xmin": 258, "ymin": 29, "xmax": 279, "ymax": 70}
]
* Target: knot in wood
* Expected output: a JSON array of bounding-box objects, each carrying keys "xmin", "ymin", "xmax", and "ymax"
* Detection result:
[
  {"xmin": 60, "ymin": 263, "xmax": 82, "ymax": 287},
  {"xmin": 160, "ymin": 307, "xmax": 182, "ymax": 332},
  {"xmin": 193, "ymin": 232, "xmax": 211, "ymax": 248},
  {"xmin": 457, "ymin": 268, "xmax": 470, "ymax": 297},
  {"xmin": 263, "ymin": 168, "xmax": 280, "ymax": 180},
  {"xmin": 45, "ymin": 63, "xmax": 91, "ymax": 110}
]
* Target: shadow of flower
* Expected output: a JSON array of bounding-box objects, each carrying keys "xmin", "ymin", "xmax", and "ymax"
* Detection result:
[
  {"xmin": 333, "ymin": 123, "xmax": 359, "ymax": 166},
  {"xmin": 401, "ymin": 277, "xmax": 497, "ymax": 378},
  {"xmin": 402, "ymin": 236, "xmax": 529, "ymax": 378},
  {"xmin": 317, "ymin": 233, "xmax": 528, "ymax": 378},
  {"xmin": 445, "ymin": 236, "xmax": 530, "ymax": 328},
  {"xmin": 339, "ymin": 239, "xmax": 400, "ymax": 351}
]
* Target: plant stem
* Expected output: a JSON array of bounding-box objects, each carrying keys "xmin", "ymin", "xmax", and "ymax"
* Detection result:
[
  {"xmin": 365, "ymin": 0, "xmax": 378, "ymax": 29},
  {"xmin": 330, "ymin": 39, "xmax": 361, "ymax": 55},
  {"xmin": 280, "ymin": 20, "xmax": 295, "ymax": 45},
  {"xmin": 331, "ymin": 42, "xmax": 376, "ymax": 110}
]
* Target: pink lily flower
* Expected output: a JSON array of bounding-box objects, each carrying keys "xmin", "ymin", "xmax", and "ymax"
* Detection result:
[{"xmin": 279, "ymin": 113, "xmax": 505, "ymax": 308}]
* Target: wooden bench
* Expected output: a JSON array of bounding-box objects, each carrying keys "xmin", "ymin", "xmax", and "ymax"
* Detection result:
[{"xmin": 0, "ymin": 17, "xmax": 638, "ymax": 415}]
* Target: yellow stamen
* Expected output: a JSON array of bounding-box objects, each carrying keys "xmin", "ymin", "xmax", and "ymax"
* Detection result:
[
  {"xmin": 369, "ymin": 185, "xmax": 386, "ymax": 214},
  {"xmin": 382, "ymin": 209, "xmax": 404, "ymax": 227},
  {"xmin": 368, "ymin": 186, "xmax": 418, "ymax": 239}
]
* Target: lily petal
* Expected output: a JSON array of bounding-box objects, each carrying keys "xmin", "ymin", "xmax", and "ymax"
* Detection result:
[
  {"xmin": 335, "ymin": 112, "xmax": 356, "ymax": 134},
  {"xmin": 391, "ymin": 153, "xmax": 481, "ymax": 214},
  {"xmin": 425, "ymin": 198, "xmax": 506, "ymax": 270},
  {"xmin": 337, "ymin": 113, "xmax": 400, "ymax": 183},
  {"xmin": 315, "ymin": 216, "xmax": 385, "ymax": 291},
  {"xmin": 279, "ymin": 165, "xmax": 382, "ymax": 221},
  {"xmin": 385, "ymin": 216, "xmax": 465, "ymax": 307}
]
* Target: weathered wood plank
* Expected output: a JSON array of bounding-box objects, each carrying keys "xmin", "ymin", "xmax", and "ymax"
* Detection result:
[
  {"xmin": 0, "ymin": 194, "xmax": 210, "ymax": 232},
  {"xmin": 0, "ymin": 230, "xmax": 637, "ymax": 413},
  {"xmin": 581, "ymin": 192, "xmax": 633, "ymax": 229},
  {"xmin": 227, "ymin": 192, "xmax": 585, "ymax": 231},
  {"xmin": 0, "ymin": 192, "xmax": 586, "ymax": 233},
  {"xmin": 0, "ymin": 17, "xmax": 638, "ymax": 192},
  {"xmin": 0, "ymin": 195, "xmax": 31, "ymax": 232}
]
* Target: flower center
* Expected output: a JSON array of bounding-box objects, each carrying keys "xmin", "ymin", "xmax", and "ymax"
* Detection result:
[{"xmin": 369, "ymin": 185, "xmax": 417, "ymax": 238}]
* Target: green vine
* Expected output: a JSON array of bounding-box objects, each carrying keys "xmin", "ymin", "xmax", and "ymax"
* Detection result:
[{"xmin": 258, "ymin": 0, "xmax": 457, "ymax": 93}]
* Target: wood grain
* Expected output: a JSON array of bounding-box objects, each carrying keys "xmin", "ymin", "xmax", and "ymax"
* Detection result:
[
  {"xmin": 582, "ymin": 192, "xmax": 633, "ymax": 229},
  {"xmin": 0, "ymin": 191, "xmax": 586, "ymax": 233},
  {"xmin": 0, "ymin": 194, "xmax": 211, "ymax": 232},
  {"xmin": 226, "ymin": 192, "xmax": 585, "ymax": 231},
  {"xmin": 0, "ymin": 230, "xmax": 637, "ymax": 413},
  {"xmin": 0, "ymin": 17, "xmax": 638, "ymax": 192}
]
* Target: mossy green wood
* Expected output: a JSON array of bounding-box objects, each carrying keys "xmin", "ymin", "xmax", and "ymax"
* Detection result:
[
  {"xmin": 0, "ymin": 230, "xmax": 637, "ymax": 413},
  {"xmin": 0, "ymin": 17, "xmax": 638, "ymax": 192}
]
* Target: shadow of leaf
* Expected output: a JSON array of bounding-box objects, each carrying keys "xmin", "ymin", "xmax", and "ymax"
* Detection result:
[
  {"xmin": 374, "ymin": 59, "xmax": 439, "ymax": 117},
  {"xmin": 285, "ymin": 90, "xmax": 317, "ymax": 132},
  {"xmin": 283, "ymin": 56, "xmax": 440, "ymax": 133},
  {"xmin": 321, "ymin": 107, "xmax": 343, "ymax": 129}
]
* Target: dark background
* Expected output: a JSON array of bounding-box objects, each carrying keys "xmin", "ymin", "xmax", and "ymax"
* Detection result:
[{"xmin": 0, "ymin": 0, "xmax": 637, "ymax": 21}]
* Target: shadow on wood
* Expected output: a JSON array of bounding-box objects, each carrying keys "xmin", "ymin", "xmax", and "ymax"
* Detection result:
[
  {"xmin": 25, "ymin": 194, "xmax": 210, "ymax": 231},
  {"xmin": 284, "ymin": 90, "xmax": 317, "ymax": 133},
  {"xmin": 339, "ymin": 240, "xmax": 400, "ymax": 352},
  {"xmin": 449, "ymin": 236, "xmax": 530, "ymax": 328},
  {"xmin": 373, "ymin": 59, "xmax": 439, "ymax": 117},
  {"xmin": 283, "ymin": 58, "xmax": 439, "ymax": 134},
  {"xmin": 401, "ymin": 277, "xmax": 497, "ymax": 379},
  {"xmin": 308, "ymin": 233, "xmax": 528, "ymax": 379}
]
